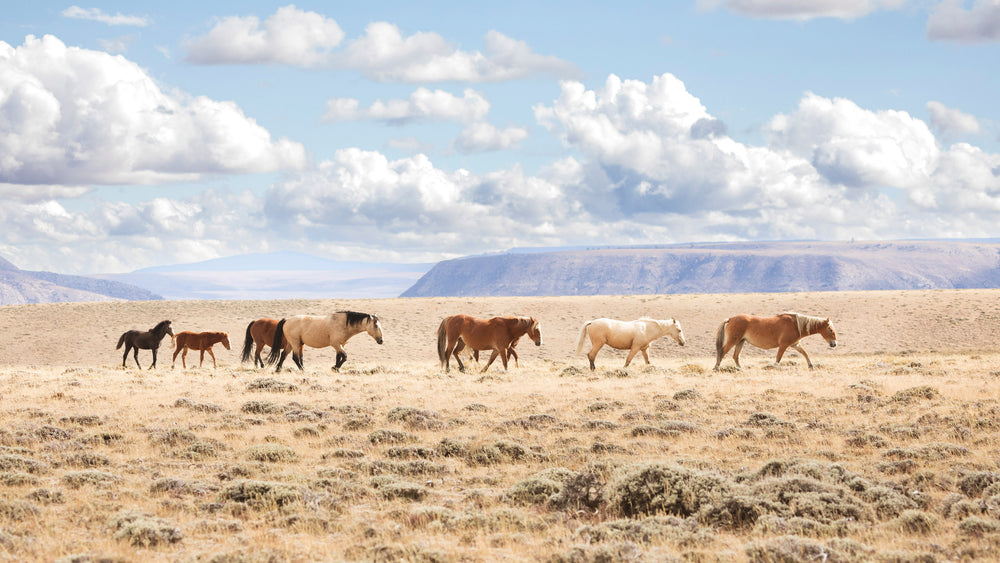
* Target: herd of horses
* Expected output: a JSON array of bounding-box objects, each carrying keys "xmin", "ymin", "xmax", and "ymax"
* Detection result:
[{"xmin": 115, "ymin": 309, "xmax": 838, "ymax": 373}]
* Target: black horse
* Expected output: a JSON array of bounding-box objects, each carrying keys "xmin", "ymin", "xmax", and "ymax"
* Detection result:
[{"xmin": 116, "ymin": 320, "xmax": 174, "ymax": 369}]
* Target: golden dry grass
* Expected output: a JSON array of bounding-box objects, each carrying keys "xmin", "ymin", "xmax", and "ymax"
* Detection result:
[{"xmin": 0, "ymin": 290, "xmax": 999, "ymax": 562}]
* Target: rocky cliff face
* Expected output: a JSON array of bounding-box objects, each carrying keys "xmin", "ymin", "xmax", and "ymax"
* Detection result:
[{"xmin": 401, "ymin": 241, "xmax": 1000, "ymax": 297}]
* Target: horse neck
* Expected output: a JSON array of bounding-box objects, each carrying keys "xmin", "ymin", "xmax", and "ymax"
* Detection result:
[
  {"xmin": 510, "ymin": 317, "xmax": 533, "ymax": 337},
  {"xmin": 798, "ymin": 315, "xmax": 824, "ymax": 336}
]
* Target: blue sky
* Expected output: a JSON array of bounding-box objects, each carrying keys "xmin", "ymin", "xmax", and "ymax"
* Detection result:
[{"xmin": 1, "ymin": 1, "xmax": 998, "ymax": 274}]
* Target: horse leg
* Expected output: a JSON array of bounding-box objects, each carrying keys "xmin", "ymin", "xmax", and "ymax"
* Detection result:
[
  {"xmin": 132, "ymin": 347, "xmax": 141, "ymax": 369},
  {"xmin": 199, "ymin": 348, "xmax": 206, "ymax": 367},
  {"xmin": 172, "ymin": 346, "xmax": 181, "ymax": 369},
  {"xmin": 208, "ymin": 347, "xmax": 217, "ymax": 368},
  {"xmin": 182, "ymin": 348, "xmax": 189, "ymax": 369},
  {"xmin": 790, "ymin": 344, "xmax": 813, "ymax": 368},
  {"xmin": 274, "ymin": 350, "xmax": 288, "ymax": 372},
  {"xmin": 641, "ymin": 346, "xmax": 651, "ymax": 365},
  {"xmin": 498, "ymin": 346, "xmax": 509, "ymax": 372},
  {"xmin": 587, "ymin": 342, "xmax": 603, "ymax": 371},
  {"xmin": 122, "ymin": 345, "xmax": 130, "ymax": 368},
  {"xmin": 452, "ymin": 339, "xmax": 467, "ymax": 373},
  {"xmin": 510, "ymin": 347, "xmax": 519, "ymax": 368},
  {"xmin": 293, "ymin": 352, "xmax": 304, "ymax": 370},
  {"xmin": 481, "ymin": 349, "xmax": 500, "ymax": 373},
  {"xmin": 624, "ymin": 345, "xmax": 641, "ymax": 368},
  {"xmin": 149, "ymin": 348, "xmax": 158, "ymax": 370},
  {"xmin": 732, "ymin": 340, "xmax": 746, "ymax": 369}
]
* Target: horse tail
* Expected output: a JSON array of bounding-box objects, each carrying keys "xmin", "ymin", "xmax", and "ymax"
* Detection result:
[
  {"xmin": 240, "ymin": 321, "xmax": 255, "ymax": 363},
  {"xmin": 265, "ymin": 319, "xmax": 286, "ymax": 366},
  {"xmin": 436, "ymin": 317, "xmax": 449, "ymax": 367},
  {"xmin": 715, "ymin": 319, "xmax": 729, "ymax": 359},
  {"xmin": 115, "ymin": 333, "xmax": 126, "ymax": 350},
  {"xmin": 576, "ymin": 321, "xmax": 592, "ymax": 355}
]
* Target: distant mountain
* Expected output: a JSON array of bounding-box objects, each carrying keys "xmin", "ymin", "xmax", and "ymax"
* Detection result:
[
  {"xmin": 97, "ymin": 251, "xmax": 431, "ymax": 300},
  {"xmin": 401, "ymin": 240, "xmax": 1000, "ymax": 297},
  {"xmin": 0, "ymin": 257, "xmax": 162, "ymax": 305}
]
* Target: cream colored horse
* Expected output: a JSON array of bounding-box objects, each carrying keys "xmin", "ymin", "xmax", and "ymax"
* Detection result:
[
  {"xmin": 576, "ymin": 317, "xmax": 686, "ymax": 371},
  {"xmin": 267, "ymin": 311, "xmax": 383, "ymax": 372}
]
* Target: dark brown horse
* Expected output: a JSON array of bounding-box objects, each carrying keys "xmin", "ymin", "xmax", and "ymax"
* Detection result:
[
  {"xmin": 116, "ymin": 320, "xmax": 173, "ymax": 369},
  {"xmin": 172, "ymin": 331, "xmax": 231, "ymax": 369},
  {"xmin": 714, "ymin": 312, "xmax": 837, "ymax": 370},
  {"xmin": 240, "ymin": 318, "xmax": 284, "ymax": 368},
  {"xmin": 437, "ymin": 315, "xmax": 541, "ymax": 373}
]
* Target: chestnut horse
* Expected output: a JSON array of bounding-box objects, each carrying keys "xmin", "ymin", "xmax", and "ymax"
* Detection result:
[
  {"xmin": 437, "ymin": 314, "xmax": 541, "ymax": 373},
  {"xmin": 116, "ymin": 320, "xmax": 173, "ymax": 369},
  {"xmin": 714, "ymin": 312, "xmax": 838, "ymax": 370},
  {"xmin": 472, "ymin": 337, "xmax": 520, "ymax": 367},
  {"xmin": 172, "ymin": 331, "xmax": 231, "ymax": 369},
  {"xmin": 266, "ymin": 311, "xmax": 384, "ymax": 372},
  {"xmin": 576, "ymin": 317, "xmax": 686, "ymax": 371},
  {"xmin": 240, "ymin": 318, "xmax": 284, "ymax": 368}
]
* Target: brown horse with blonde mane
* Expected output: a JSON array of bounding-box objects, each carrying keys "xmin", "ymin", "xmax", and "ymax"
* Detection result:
[
  {"xmin": 240, "ymin": 318, "xmax": 285, "ymax": 368},
  {"xmin": 172, "ymin": 331, "xmax": 231, "ymax": 369},
  {"xmin": 714, "ymin": 312, "xmax": 837, "ymax": 370},
  {"xmin": 437, "ymin": 314, "xmax": 541, "ymax": 373}
]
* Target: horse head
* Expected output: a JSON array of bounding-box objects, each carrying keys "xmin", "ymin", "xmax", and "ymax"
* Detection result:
[
  {"xmin": 821, "ymin": 318, "xmax": 838, "ymax": 348},
  {"xmin": 222, "ymin": 332, "xmax": 231, "ymax": 350},
  {"xmin": 527, "ymin": 318, "xmax": 542, "ymax": 346},
  {"xmin": 668, "ymin": 319, "xmax": 686, "ymax": 346},
  {"xmin": 368, "ymin": 315, "xmax": 384, "ymax": 345}
]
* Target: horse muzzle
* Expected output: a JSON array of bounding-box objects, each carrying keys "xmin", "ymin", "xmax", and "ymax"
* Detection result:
[
  {"xmin": 376, "ymin": 338, "xmax": 384, "ymax": 345},
  {"xmin": 535, "ymin": 340, "xmax": 541, "ymax": 346},
  {"xmin": 829, "ymin": 340, "xmax": 838, "ymax": 348}
]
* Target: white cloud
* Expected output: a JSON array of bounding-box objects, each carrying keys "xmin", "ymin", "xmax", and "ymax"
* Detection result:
[
  {"xmin": 927, "ymin": 0, "xmax": 1000, "ymax": 42},
  {"xmin": 323, "ymin": 88, "xmax": 490, "ymax": 124},
  {"xmin": 927, "ymin": 101, "xmax": 982, "ymax": 138},
  {"xmin": 97, "ymin": 35, "xmax": 133, "ymax": 54},
  {"xmin": 185, "ymin": 7, "xmax": 578, "ymax": 82},
  {"xmin": 7, "ymin": 72, "xmax": 1000, "ymax": 275},
  {"xmin": 184, "ymin": 5, "xmax": 345, "ymax": 66},
  {"xmin": 698, "ymin": 0, "xmax": 908, "ymax": 20},
  {"xmin": 454, "ymin": 123, "xmax": 529, "ymax": 153},
  {"xmin": 0, "ymin": 35, "xmax": 306, "ymax": 186},
  {"xmin": 341, "ymin": 24, "xmax": 579, "ymax": 82},
  {"xmin": 61, "ymin": 6, "xmax": 150, "ymax": 27},
  {"xmin": 766, "ymin": 93, "xmax": 939, "ymax": 190}
]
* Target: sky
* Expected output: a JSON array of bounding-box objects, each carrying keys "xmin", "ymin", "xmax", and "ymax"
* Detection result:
[{"xmin": 1, "ymin": 1, "xmax": 999, "ymax": 275}]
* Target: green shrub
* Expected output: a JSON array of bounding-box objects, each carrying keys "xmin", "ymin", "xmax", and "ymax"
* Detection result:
[
  {"xmin": 958, "ymin": 471, "xmax": 1000, "ymax": 497},
  {"xmin": 958, "ymin": 516, "xmax": 1000, "ymax": 537},
  {"xmin": 242, "ymin": 443, "xmax": 298, "ymax": 463},
  {"xmin": 219, "ymin": 480, "xmax": 301, "ymax": 508},
  {"xmin": 895, "ymin": 510, "xmax": 938, "ymax": 534},
  {"xmin": 608, "ymin": 463, "xmax": 732, "ymax": 518},
  {"xmin": 107, "ymin": 511, "xmax": 182, "ymax": 547}
]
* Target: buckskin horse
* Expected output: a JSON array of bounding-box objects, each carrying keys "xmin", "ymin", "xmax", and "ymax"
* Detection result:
[
  {"xmin": 437, "ymin": 314, "xmax": 541, "ymax": 373},
  {"xmin": 266, "ymin": 311, "xmax": 384, "ymax": 372},
  {"xmin": 240, "ymin": 318, "xmax": 283, "ymax": 368},
  {"xmin": 714, "ymin": 312, "xmax": 838, "ymax": 370},
  {"xmin": 172, "ymin": 331, "xmax": 231, "ymax": 369},
  {"xmin": 576, "ymin": 317, "xmax": 686, "ymax": 371},
  {"xmin": 116, "ymin": 320, "xmax": 174, "ymax": 369}
]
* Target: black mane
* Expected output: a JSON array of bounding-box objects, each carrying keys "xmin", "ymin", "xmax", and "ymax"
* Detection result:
[
  {"xmin": 151, "ymin": 320, "xmax": 172, "ymax": 334},
  {"xmin": 340, "ymin": 311, "xmax": 372, "ymax": 327}
]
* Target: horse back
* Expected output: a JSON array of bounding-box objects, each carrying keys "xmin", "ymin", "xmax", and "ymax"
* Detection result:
[{"xmin": 729, "ymin": 314, "xmax": 798, "ymax": 348}]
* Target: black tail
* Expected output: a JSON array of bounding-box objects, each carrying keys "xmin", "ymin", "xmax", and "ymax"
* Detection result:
[
  {"xmin": 265, "ymin": 319, "xmax": 286, "ymax": 366},
  {"xmin": 116, "ymin": 333, "xmax": 127, "ymax": 350},
  {"xmin": 240, "ymin": 321, "xmax": 255, "ymax": 363}
]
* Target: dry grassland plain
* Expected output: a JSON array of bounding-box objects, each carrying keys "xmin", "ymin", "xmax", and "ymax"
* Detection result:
[{"xmin": 1, "ymin": 290, "xmax": 1000, "ymax": 562}]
